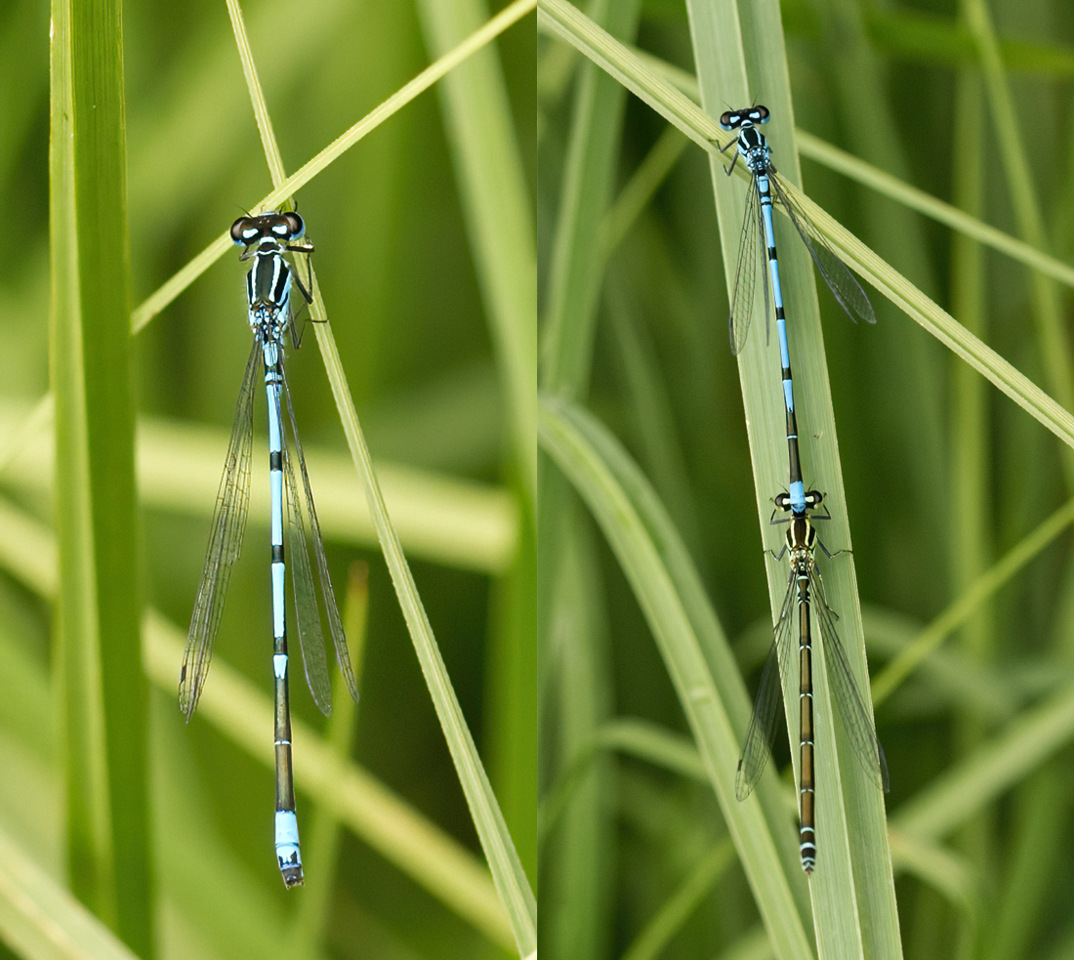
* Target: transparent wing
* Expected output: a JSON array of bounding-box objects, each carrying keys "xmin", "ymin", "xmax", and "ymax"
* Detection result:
[
  {"xmin": 278, "ymin": 362, "xmax": 332, "ymax": 715},
  {"xmin": 727, "ymin": 180, "xmax": 769, "ymax": 356},
  {"xmin": 769, "ymin": 172, "xmax": 876, "ymax": 327},
  {"xmin": 736, "ymin": 570, "xmax": 797, "ymax": 801},
  {"xmin": 280, "ymin": 366, "xmax": 361, "ymax": 712},
  {"xmin": 179, "ymin": 340, "xmax": 259, "ymax": 719},
  {"xmin": 808, "ymin": 565, "xmax": 889, "ymax": 791}
]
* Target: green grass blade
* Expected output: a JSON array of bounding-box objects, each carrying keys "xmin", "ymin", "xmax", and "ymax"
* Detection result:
[
  {"xmin": 964, "ymin": 0, "xmax": 1074, "ymax": 419},
  {"xmin": 795, "ymin": 131, "xmax": 1074, "ymax": 290},
  {"xmin": 290, "ymin": 565, "xmax": 370, "ymax": 952},
  {"xmin": 415, "ymin": 1, "xmax": 538, "ymax": 881},
  {"xmin": 0, "ymin": 404, "xmax": 519, "ymax": 575},
  {"xmin": 223, "ymin": 4, "xmax": 537, "ymax": 947},
  {"xmin": 539, "ymin": 0, "xmax": 642, "ymax": 396},
  {"xmin": 690, "ymin": 0, "xmax": 899, "ymax": 954},
  {"xmin": 537, "ymin": 4, "xmax": 643, "ymax": 956},
  {"xmin": 534, "ymin": 1, "xmax": 1074, "ymax": 956},
  {"xmin": 537, "ymin": 0, "xmax": 1074, "ymax": 455},
  {"xmin": 539, "ymin": 394, "xmax": 814, "ymax": 960},
  {"xmin": 537, "ymin": 0, "xmax": 718, "ymax": 155},
  {"xmin": 49, "ymin": 0, "xmax": 153, "ymax": 952},
  {"xmin": 313, "ymin": 324, "xmax": 537, "ymax": 955},
  {"xmin": 0, "ymin": 826, "xmax": 142, "ymax": 960},
  {"xmin": 539, "ymin": 509, "xmax": 616, "ymax": 960},
  {"xmin": 540, "ymin": 0, "xmax": 901, "ymax": 952},
  {"xmin": 130, "ymin": 0, "xmax": 536, "ymax": 335},
  {"xmin": 0, "ymin": 373, "xmax": 532, "ymax": 940},
  {"xmin": 894, "ymin": 681, "xmax": 1074, "ymax": 842},
  {"xmin": 416, "ymin": 0, "xmax": 537, "ymax": 510},
  {"xmin": 11, "ymin": 0, "xmax": 534, "ymax": 955},
  {"xmin": 873, "ymin": 496, "xmax": 1074, "ymax": 705},
  {"xmin": 0, "ymin": 492, "xmax": 517, "ymax": 951},
  {"xmin": 620, "ymin": 842, "xmax": 735, "ymax": 960},
  {"xmin": 539, "ymin": 718, "xmax": 709, "ymax": 842},
  {"xmin": 142, "ymin": 609, "xmax": 517, "ymax": 950},
  {"xmin": 224, "ymin": 0, "xmax": 287, "ymax": 187}
]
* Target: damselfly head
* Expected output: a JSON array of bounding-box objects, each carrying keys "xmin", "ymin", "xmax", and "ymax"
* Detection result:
[
  {"xmin": 718, "ymin": 104, "xmax": 770, "ymax": 131},
  {"xmin": 230, "ymin": 211, "xmax": 306, "ymax": 247}
]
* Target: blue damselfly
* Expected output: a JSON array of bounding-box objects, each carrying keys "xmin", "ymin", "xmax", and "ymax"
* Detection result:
[
  {"xmin": 735, "ymin": 490, "xmax": 888, "ymax": 874},
  {"xmin": 719, "ymin": 105, "xmax": 875, "ymax": 515},
  {"xmin": 180, "ymin": 211, "xmax": 360, "ymax": 888}
]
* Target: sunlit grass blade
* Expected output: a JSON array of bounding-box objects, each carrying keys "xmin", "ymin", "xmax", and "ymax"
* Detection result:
[
  {"xmin": 0, "ymin": 826, "xmax": 143, "ymax": 960},
  {"xmin": 0, "ymin": 492, "xmax": 517, "ymax": 949},
  {"xmin": 220, "ymin": 0, "xmax": 536, "ymax": 941},
  {"xmin": 49, "ymin": 0, "xmax": 152, "ymax": 951},
  {"xmin": 130, "ymin": 0, "xmax": 537, "ymax": 334},
  {"xmin": 314, "ymin": 325, "xmax": 537, "ymax": 954},
  {"xmin": 225, "ymin": 0, "xmax": 286, "ymax": 187},
  {"xmin": 0, "ymin": 402, "xmax": 518, "ymax": 575}
]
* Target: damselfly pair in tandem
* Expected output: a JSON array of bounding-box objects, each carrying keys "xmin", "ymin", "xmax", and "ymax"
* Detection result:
[
  {"xmin": 179, "ymin": 211, "xmax": 359, "ymax": 889},
  {"xmin": 720, "ymin": 105, "xmax": 887, "ymax": 875}
]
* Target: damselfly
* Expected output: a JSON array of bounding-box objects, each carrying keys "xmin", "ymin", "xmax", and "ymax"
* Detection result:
[
  {"xmin": 719, "ymin": 105, "xmax": 876, "ymax": 515},
  {"xmin": 180, "ymin": 211, "xmax": 360, "ymax": 889},
  {"xmin": 735, "ymin": 490, "xmax": 888, "ymax": 874}
]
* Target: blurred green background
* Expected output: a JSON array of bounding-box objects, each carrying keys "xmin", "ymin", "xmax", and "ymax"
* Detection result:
[
  {"xmin": 0, "ymin": 1, "xmax": 534, "ymax": 958},
  {"xmin": 539, "ymin": 1, "xmax": 1074, "ymax": 958}
]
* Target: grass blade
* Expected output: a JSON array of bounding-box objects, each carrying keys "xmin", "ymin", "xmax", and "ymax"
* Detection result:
[
  {"xmin": 537, "ymin": 4, "xmax": 643, "ymax": 956},
  {"xmin": 0, "ymin": 826, "xmax": 143, "ymax": 960},
  {"xmin": 539, "ymin": 394, "xmax": 814, "ymax": 959},
  {"xmin": 315, "ymin": 326, "xmax": 537, "ymax": 954},
  {"xmin": 49, "ymin": 0, "xmax": 153, "ymax": 951},
  {"xmin": 130, "ymin": 0, "xmax": 537, "ymax": 335},
  {"xmin": 223, "ymin": 0, "xmax": 535, "ymax": 947},
  {"xmin": 416, "ymin": 0, "xmax": 537, "ymax": 509},
  {"xmin": 415, "ymin": 0, "xmax": 538, "ymax": 879},
  {"xmin": 688, "ymin": 0, "xmax": 899, "ymax": 953},
  {"xmin": 537, "ymin": 0, "xmax": 1074, "ymax": 454}
]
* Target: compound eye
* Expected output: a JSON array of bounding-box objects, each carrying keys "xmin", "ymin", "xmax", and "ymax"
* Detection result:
[
  {"xmin": 282, "ymin": 212, "xmax": 305, "ymax": 239},
  {"xmin": 718, "ymin": 109, "xmax": 738, "ymax": 130},
  {"xmin": 751, "ymin": 105, "xmax": 770, "ymax": 124},
  {"xmin": 230, "ymin": 217, "xmax": 254, "ymax": 245}
]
